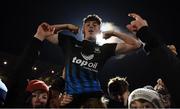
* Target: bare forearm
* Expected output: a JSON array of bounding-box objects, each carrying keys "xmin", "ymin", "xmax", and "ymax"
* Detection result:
[
  {"xmin": 54, "ymin": 24, "xmax": 69, "ymax": 32},
  {"xmin": 54, "ymin": 24, "xmax": 79, "ymax": 33},
  {"xmin": 46, "ymin": 34, "xmax": 59, "ymax": 44},
  {"xmin": 113, "ymin": 31, "xmax": 140, "ymax": 46}
]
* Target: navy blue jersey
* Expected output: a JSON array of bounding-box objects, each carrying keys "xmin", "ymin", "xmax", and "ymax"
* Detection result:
[{"xmin": 58, "ymin": 33, "xmax": 117, "ymax": 94}]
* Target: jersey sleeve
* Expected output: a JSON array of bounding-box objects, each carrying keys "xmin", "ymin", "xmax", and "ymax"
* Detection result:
[{"xmin": 58, "ymin": 32, "xmax": 76, "ymax": 52}]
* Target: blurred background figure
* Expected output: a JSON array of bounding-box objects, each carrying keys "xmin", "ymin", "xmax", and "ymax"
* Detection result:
[
  {"xmin": 0, "ymin": 79, "xmax": 8, "ymax": 107},
  {"xmin": 128, "ymin": 86, "xmax": 164, "ymax": 108},
  {"xmin": 80, "ymin": 98, "xmax": 107, "ymax": 108},
  {"xmin": 106, "ymin": 76, "xmax": 129, "ymax": 108},
  {"xmin": 167, "ymin": 44, "xmax": 178, "ymax": 56},
  {"xmin": 25, "ymin": 79, "xmax": 49, "ymax": 108},
  {"xmin": 154, "ymin": 78, "xmax": 172, "ymax": 108},
  {"xmin": 49, "ymin": 76, "xmax": 73, "ymax": 108}
]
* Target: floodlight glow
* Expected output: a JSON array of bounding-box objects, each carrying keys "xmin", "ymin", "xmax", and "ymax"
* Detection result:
[
  {"xmin": 3, "ymin": 61, "xmax": 7, "ymax": 65},
  {"xmin": 33, "ymin": 67, "xmax": 37, "ymax": 70},
  {"xmin": 51, "ymin": 70, "xmax": 55, "ymax": 74},
  {"xmin": 96, "ymin": 22, "xmax": 124, "ymax": 45}
]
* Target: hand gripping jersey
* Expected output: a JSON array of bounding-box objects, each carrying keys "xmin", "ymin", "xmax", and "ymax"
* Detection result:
[{"xmin": 58, "ymin": 33, "xmax": 117, "ymax": 94}]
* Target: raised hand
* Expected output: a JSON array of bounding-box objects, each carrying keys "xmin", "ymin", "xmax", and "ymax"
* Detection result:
[
  {"xmin": 167, "ymin": 44, "xmax": 178, "ymax": 55},
  {"xmin": 59, "ymin": 92, "xmax": 73, "ymax": 106},
  {"xmin": 126, "ymin": 13, "xmax": 148, "ymax": 32},
  {"xmin": 102, "ymin": 31, "xmax": 115, "ymax": 39},
  {"xmin": 154, "ymin": 78, "xmax": 172, "ymax": 108},
  {"xmin": 34, "ymin": 22, "xmax": 55, "ymax": 41},
  {"xmin": 154, "ymin": 78, "xmax": 166, "ymax": 92}
]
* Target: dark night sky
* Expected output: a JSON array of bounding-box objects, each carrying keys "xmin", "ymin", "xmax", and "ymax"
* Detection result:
[
  {"xmin": 1, "ymin": 0, "xmax": 179, "ymax": 56},
  {"xmin": 1, "ymin": 0, "xmax": 180, "ymax": 91}
]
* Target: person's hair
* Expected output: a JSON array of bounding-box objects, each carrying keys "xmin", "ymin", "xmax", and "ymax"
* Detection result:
[
  {"xmin": 83, "ymin": 14, "xmax": 102, "ymax": 25},
  {"xmin": 81, "ymin": 98, "xmax": 107, "ymax": 108},
  {"xmin": 25, "ymin": 92, "xmax": 33, "ymax": 107},
  {"xmin": 107, "ymin": 77, "xmax": 129, "ymax": 98}
]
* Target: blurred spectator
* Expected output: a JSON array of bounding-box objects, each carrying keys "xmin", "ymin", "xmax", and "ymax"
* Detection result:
[
  {"xmin": 5, "ymin": 37, "xmax": 44, "ymax": 107},
  {"xmin": 25, "ymin": 79, "xmax": 49, "ymax": 108},
  {"xmin": 0, "ymin": 79, "xmax": 8, "ymax": 107},
  {"xmin": 106, "ymin": 76, "xmax": 129, "ymax": 108},
  {"xmin": 128, "ymin": 87, "xmax": 164, "ymax": 108},
  {"xmin": 80, "ymin": 98, "xmax": 107, "ymax": 108},
  {"xmin": 154, "ymin": 78, "xmax": 172, "ymax": 108},
  {"xmin": 49, "ymin": 76, "xmax": 72, "ymax": 108},
  {"xmin": 167, "ymin": 44, "xmax": 178, "ymax": 56}
]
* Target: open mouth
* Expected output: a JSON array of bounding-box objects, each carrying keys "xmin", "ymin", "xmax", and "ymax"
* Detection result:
[{"xmin": 88, "ymin": 29, "xmax": 94, "ymax": 32}]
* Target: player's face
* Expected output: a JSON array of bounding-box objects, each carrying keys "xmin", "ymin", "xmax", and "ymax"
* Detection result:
[{"xmin": 83, "ymin": 21, "xmax": 100, "ymax": 41}]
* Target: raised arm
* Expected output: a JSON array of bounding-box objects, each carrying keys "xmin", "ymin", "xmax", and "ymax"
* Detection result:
[
  {"xmin": 46, "ymin": 24, "xmax": 79, "ymax": 44},
  {"xmin": 126, "ymin": 13, "xmax": 165, "ymax": 51},
  {"xmin": 34, "ymin": 22, "xmax": 79, "ymax": 44},
  {"xmin": 34, "ymin": 22, "xmax": 55, "ymax": 41},
  {"xmin": 103, "ymin": 31, "xmax": 141, "ymax": 54}
]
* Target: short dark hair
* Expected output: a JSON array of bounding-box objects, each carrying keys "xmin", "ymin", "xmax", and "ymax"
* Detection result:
[
  {"xmin": 108, "ymin": 77, "xmax": 129, "ymax": 97},
  {"xmin": 83, "ymin": 14, "xmax": 102, "ymax": 25}
]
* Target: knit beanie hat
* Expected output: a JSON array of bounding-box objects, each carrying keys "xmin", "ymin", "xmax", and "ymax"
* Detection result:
[
  {"xmin": 26, "ymin": 79, "xmax": 49, "ymax": 93},
  {"xmin": 128, "ymin": 87, "xmax": 164, "ymax": 108},
  {"xmin": 0, "ymin": 79, "xmax": 8, "ymax": 102}
]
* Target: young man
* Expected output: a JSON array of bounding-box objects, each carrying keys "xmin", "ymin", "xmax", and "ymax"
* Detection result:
[
  {"xmin": 34, "ymin": 14, "xmax": 141, "ymax": 107},
  {"xmin": 107, "ymin": 76, "xmax": 129, "ymax": 108}
]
